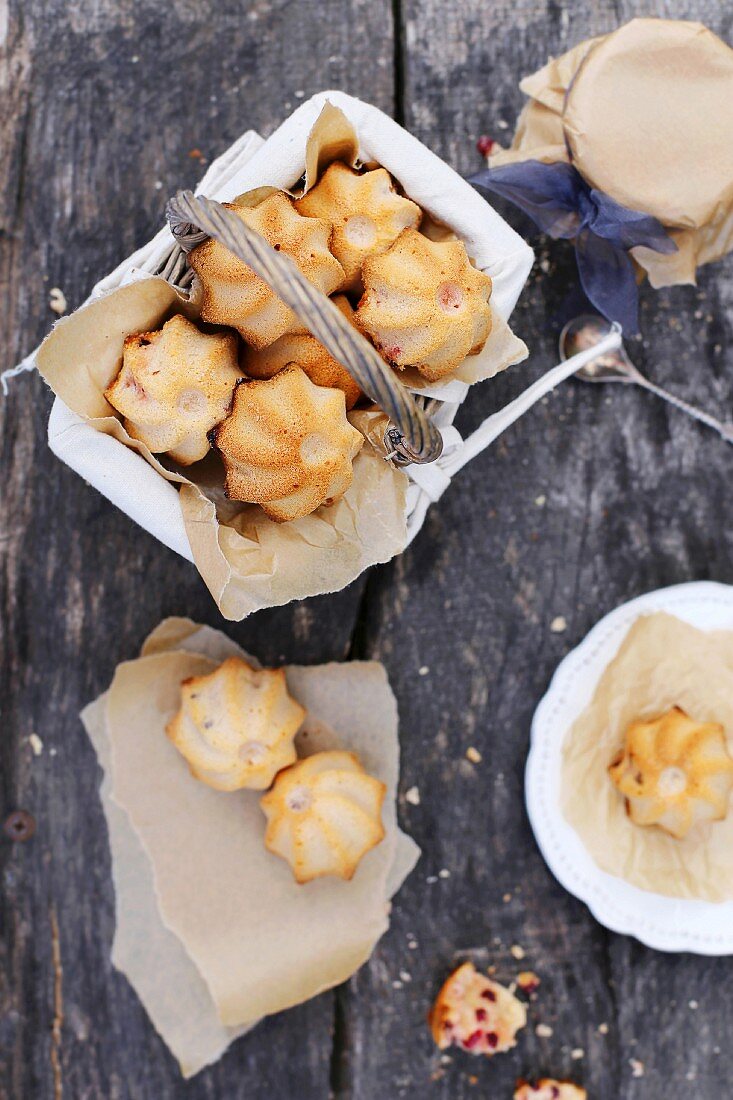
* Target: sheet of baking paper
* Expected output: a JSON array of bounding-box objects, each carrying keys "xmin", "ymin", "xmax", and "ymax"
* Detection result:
[
  {"xmin": 490, "ymin": 19, "xmax": 733, "ymax": 288},
  {"xmin": 562, "ymin": 612, "xmax": 733, "ymax": 901},
  {"xmin": 105, "ymin": 639, "xmax": 419, "ymax": 1026},
  {"xmin": 36, "ymin": 276, "xmax": 409, "ymax": 620},
  {"xmin": 180, "ymin": 416, "xmax": 408, "ymax": 621},
  {"xmin": 139, "ymin": 614, "xmax": 420, "ymax": 895},
  {"xmin": 80, "ymin": 695, "xmax": 252, "ymax": 1078}
]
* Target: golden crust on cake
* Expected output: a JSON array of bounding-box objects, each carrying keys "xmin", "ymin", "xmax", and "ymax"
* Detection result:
[
  {"xmin": 295, "ymin": 163, "xmax": 422, "ymax": 292},
  {"xmin": 105, "ymin": 314, "xmax": 242, "ymax": 465},
  {"xmin": 428, "ymin": 962, "xmax": 527, "ymax": 1056},
  {"xmin": 356, "ymin": 228, "xmax": 493, "ymax": 382},
  {"xmin": 188, "ymin": 191, "xmax": 345, "ymax": 349},
  {"xmin": 514, "ymin": 1079, "xmax": 587, "ymax": 1100},
  {"xmin": 166, "ymin": 656, "xmax": 304, "ymax": 791},
  {"xmin": 241, "ymin": 295, "xmax": 362, "ymax": 409},
  {"xmin": 213, "ymin": 365, "xmax": 364, "ymax": 523},
  {"xmin": 260, "ymin": 750, "xmax": 386, "ymax": 883},
  {"xmin": 609, "ymin": 706, "xmax": 733, "ymax": 838}
]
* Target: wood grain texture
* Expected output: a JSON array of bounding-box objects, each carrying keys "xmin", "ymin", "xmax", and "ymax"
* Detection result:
[
  {"xmin": 0, "ymin": 1, "xmax": 393, "ymax": 1096},
  {"xmin": 2, "ymin": 0, "xmax": 733, "ymax": 1098},
  {"xmin": 339, "ymin": 3, "xmax": 733, "ymax": 1100}
]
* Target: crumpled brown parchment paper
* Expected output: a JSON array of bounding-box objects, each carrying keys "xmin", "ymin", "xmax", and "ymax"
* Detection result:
[{"xmin": 81, "ymin": 617, "xmax": 419, "ymax": 1076}]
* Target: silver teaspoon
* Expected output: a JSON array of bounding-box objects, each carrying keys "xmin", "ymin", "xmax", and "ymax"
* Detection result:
[{"xmin": 559, "ymin": 314, "xmax": 733, "ymax": 444}]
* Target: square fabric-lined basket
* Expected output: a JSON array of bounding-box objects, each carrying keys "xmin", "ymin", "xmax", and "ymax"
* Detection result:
[{"xmin": 29, "ymin": 91, "xmax": 540, "ymax": 619}]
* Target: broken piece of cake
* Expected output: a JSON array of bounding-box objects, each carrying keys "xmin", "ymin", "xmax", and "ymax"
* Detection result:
[
  {"xmin": 514, "ymin": 1079, "xmax": 587, "ymax": 1100},
  {"xmin": 166, "ymin": 656, "xmax": 304, "ymax": 790},
  {"xmin": 428, "ymin": 961, "xmax": 527, "ymax": 1056},
  {"xmin": 260, "ymin": 750, "xmax": 386, "ymax": 883},
  {"xmin": 609, "ymin": 705, "xmax": 733, "ymax": 838},
  {"xmin": 105, "ymin": 314, "xmax": 242, "ymax": 465}
]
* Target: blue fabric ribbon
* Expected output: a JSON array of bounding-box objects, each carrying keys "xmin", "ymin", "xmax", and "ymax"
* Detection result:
[{"xmin": 468, "ymin": 161, "xmax": 678, "ymax": 333}]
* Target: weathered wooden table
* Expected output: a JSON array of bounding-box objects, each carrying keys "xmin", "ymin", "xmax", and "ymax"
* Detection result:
[{"xmin": 2, "ymin": 1, "xmax": 732, "ymax": 1097}]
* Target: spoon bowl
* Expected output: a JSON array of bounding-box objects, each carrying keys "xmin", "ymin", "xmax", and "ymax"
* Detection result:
[
  {"xmin": 559, "ymin": 315, "xmax": 636, "ymax": 382},
  {"xmin": 559, "ymin": 313, "xmax": 733, "ymax": 444}
]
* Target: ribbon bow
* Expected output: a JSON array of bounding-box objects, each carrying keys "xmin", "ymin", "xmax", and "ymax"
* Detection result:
[{"xmin": 469, "ymin": 161, "xmax": 677, "ymax": 333}]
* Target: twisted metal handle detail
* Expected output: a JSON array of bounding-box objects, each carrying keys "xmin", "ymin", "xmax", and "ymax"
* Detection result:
[{"xmin": 166, "ymin": 191, "xmax": 444, "ymax": 465}]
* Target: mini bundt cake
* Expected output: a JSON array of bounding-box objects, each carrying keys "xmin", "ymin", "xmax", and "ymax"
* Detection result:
[
  {"xmin": 213, "ymin": 365, "xmax": 364, "ymax": 523},
  {"xmin": 166, "ymin": 656, "xmax": 304, "ymax": 791},
  {"xmin": 241, "ymin": 295, "xmax": 362, "ymax": 409},
  {"xmin": 295, "ymin": 163, "xmax": 422, "ymax": 292},
  {"xmin": 188, "ymin": 191, "xmax": 345, "ymax": 349},
  {"xmin": 429, "ymin": 962, "xmax": 527, "ymax": 1057},
  {"xmin": 356, "ymin": 228, "xmax": 493, "ymax": 382},
  {"xmin": 514, "ymin": 1080, "xmax": 587, "ymax": 1100},
  {"xmin": 609, "ymin": 706, "xmax": 733, "ymax": 838},
  {"xmin": 105, "ymin": 314, "xmax": 242, "ymax": 465},
  {"xmin": 260, "ymin": 750, "xmax": 386, "ymax": 883}
]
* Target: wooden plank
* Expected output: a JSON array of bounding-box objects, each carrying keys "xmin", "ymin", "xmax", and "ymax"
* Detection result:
[
  {"xmin": 0, "ymin": 1, "xmax": 394, "ymax": 1096},
  {"xmin": 342, "ymin": 1, "xmax": 733, "ymax": 1099}
]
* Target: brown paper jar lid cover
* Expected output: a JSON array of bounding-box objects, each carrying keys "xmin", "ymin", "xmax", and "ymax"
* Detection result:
[{"xmin": 563, "ymin": 19, "xmax": 733, "ymax": 229}]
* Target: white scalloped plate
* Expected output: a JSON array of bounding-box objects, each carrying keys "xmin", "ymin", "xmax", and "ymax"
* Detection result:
[{"xmin": 525, "ymin": 580, "xmax": 733, "ymax": 955}]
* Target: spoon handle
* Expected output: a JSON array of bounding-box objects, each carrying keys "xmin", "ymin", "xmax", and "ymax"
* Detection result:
[{"xmin": 631, "ymin": 375, "xmax": 733, "ymax": 444}]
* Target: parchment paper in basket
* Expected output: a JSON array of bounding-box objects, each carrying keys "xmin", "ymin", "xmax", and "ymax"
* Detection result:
[
  {"xmin": 30, "ymin": 93, "xmax": 615, "ymax": 615},
  {"xmin": 81, "ymin": 619, "xmax": 419, "ymax": 1072},
  {"xmin": 35, "ymin": 276, "xmax": 411, "ymax": 619},
  {"xmin": 562, "ymin": 612, "xmax": 733, "ymax": 902}
]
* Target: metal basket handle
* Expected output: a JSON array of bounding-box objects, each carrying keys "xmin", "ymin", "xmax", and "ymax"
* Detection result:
[{"xmin": 165, "ymin": 191, "xmax": 443, "ymax": 466}]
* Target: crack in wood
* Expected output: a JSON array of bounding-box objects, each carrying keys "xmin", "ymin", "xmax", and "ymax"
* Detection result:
[{"xmin": 49, "ymin": 904, "xmax": 64, "ymax": 1100}]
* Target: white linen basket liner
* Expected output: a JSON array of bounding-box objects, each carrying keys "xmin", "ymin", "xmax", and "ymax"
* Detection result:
[{"xmin": 16, "ymin": 91, "xmax": 619, "ymax": 561}]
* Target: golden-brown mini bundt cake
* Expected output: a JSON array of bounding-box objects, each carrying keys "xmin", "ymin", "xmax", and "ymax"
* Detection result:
[
  {"xmin": 295, "ymin": 163, "xmax": 422, "ymax": 292},
  {"xmin": 609, "ymin": 706, "xmax": 733, "ymax": 839},
  {"xmin": 188, "ymin": 191, "xmax": 345, "ymax": 349},
  {"xmin": 213, "ymin": 365, "xmax": 364, "ymax": 523},
  {"xmin": 356, "ymin": 228, "xmax": 493, "ymax": 382},
  {"xmin": 429, "ymin": 962, "xmax": 527, "ymax": 1057},
  {"xmin": 241, "ymin": 295, "xmax": 362, "ymax": 409},
  {"xmin": 166, "ymin": 656, "xmax": 304, "ymax": 791},
  {"xmin": 260, "ymin": 750, "xmax": 386, "ymax": 883},
  {"xmin": 105, "ymin": 314, "xmax": 242, "ymax": 465},
  {"xmin": 514, "ymin": 1080, "xmax": 587, "ymax": 1100}
]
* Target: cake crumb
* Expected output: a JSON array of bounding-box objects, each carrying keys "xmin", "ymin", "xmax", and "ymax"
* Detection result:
[
  {"xmin": 510, "ymin": 944, "xmax": 526, "ymax": 960},
  {"xmin": 535, "ymin": 494, "xmax": 546, "ymax": 507},
  {"xmin": 536, "ymin": 1024, "xmax": 553, "ymax": 1038},
  {"xmin": 392, "ymin": 980, "xmax": 403, "ymax": 989},
  {"xmin": 516, "ymin": 971, "xmax": 540, "ymax": 995},
  {"xmin": 438, "ymin": 868, "xmax": 450, "ymax": 879},
  {"xmin": 571, "ymin": 1048, "xmax": 584, "ymax": 1060},
  {"xmin": 49, "ymin": 288, "xmax": 67, "ymax": 315},
  {"xmin": 503, "ymin": 893, "xmax": 512, "ymax": 903},
  {"xmin": 466, "ymin": 746, "xmax": 482, "ymax": 764},
  {"xmin": 598, "ymin": 1022, "xmax": 609, "ymax": 1035},
  {"xmin": 630, "ymin": 1059, "xmax": 645, "ymax": 1078},
  {"xmin": 405, "ymin": 786, "xmax": 421, "ymax": 806},
  {"xmin": 28, "ymin": 733, "xmax": 44, "ymax": 756},
  {"xmin": 399, "ymin": 970, "xmax": 412, "ymax": 983},
  {"xmin": 688, "ymin": 1000, "xmax": 699, "ymax": 1010},
  {"xmin": 418, "ymin": 666, "xmax": 430, "ymax": 676},
  {"xmin": 550, "ymin": 616, "xmax": 567, "ymax": 633}
]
